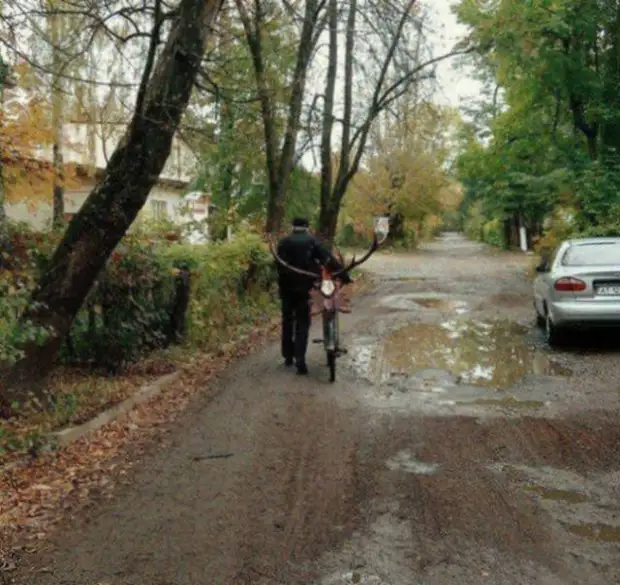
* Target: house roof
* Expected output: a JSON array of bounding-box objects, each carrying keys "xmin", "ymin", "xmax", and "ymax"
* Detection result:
[
  {"xmin": 62, "ymin": 122, "xmax": 199, "ymax": 185},
  {"xmin": 73, "ymin": 163, "xmax": 188, "ymax": 191},
  {"xmin": 22, "ymin": 121, "xmax": 202, "ymax": 188}
]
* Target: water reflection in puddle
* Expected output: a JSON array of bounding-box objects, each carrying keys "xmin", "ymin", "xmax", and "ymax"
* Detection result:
[
  {"xmin": 524, "ymin": 485, "xmax": 589, "ymax": 503},
  {"xmin": 386, "ymin": 451, "xmax": 440, "ymax": 475},
  {"xmin": 463, "ymin": 397, "xmax": 545, "ymax": 409},
  {"xmin": 377, "ymin": 293, "xmax": 468, "ymax": 312},
  {"xmin": 413, "ymin": 298, "xmax": 469, "ymax": 314},
  {"xmin": 375, "ymin": 319, "xmax": 571, "ymax": 389}
]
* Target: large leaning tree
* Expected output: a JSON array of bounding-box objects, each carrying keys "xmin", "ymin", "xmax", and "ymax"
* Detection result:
[{"xmin": 0, "ymin": 0, "xmax": 223, "ymax": 409}]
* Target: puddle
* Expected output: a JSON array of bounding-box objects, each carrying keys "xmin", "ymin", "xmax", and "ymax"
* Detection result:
[
  {"xmin": 377, "ymin": 319, "xmax": 571, "ymax": 389},
  {"xmin": 386, "ymin": 451, "xmax": 440, "ymax": 475},
  {"xmin": 565, "ymin": 522, "xmax": 620, "ymax": 542},
  {"xmin": 411, "ymin": 298, "xmax": 469, "ymax": 314},
  {"xmin": 379, "ymin": 276, "xmax": 423, "ymax": 282},
  {"xmin": 377, "ymin": 292, "xmax": 464, "ymax": 311},
  {"xmin": 322, "ymin": 571, "xmax": 385, "ymax": 584},
  {"xmin": 462, "ymin": 397, "xmax": 545, "ymax": 409},
  {"xmin": 524, "ymin": 485, "xmax": 589, "ymax": 503}
]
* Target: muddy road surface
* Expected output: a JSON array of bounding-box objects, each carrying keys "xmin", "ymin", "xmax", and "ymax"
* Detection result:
[{"xmin": 16, "ymin": 233, "xmax": 620, "ymax": 584}]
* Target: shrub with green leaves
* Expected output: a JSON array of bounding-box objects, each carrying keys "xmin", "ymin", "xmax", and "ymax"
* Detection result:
[
  {"xmin": 0, "ymin": 224, "xmax": 54, "ymax": 367},
  {"xmin": 482, "ymin": 218, "xmax": 504, "ymax": 248},
  {"xmin": 61, "ymin": 236, "xmax": 179, "ymax": 370},
  {"xmin": 2, "ymin": 225, "xmax": 277, "ymax": 373},
  {"xmin": 161, "ymin": 232, "xmax": 277, "ymax": 349}
]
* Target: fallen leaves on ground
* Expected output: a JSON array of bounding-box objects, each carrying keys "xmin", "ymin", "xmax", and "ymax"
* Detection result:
[
  {"xmin": 0, "ymin": 316, "xmax": 280, "ymax": 573},
  {"xmin": 0, "ymin": 358, "xmax": 177, "ymax": 467},
  {"xmin": 0, "ymin": 279, "xmax": 376, "ymax": 573}
]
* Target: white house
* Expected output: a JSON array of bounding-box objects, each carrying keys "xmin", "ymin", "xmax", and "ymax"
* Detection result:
[{"xmin": 5, "ymin": 121, "xmax": 213, "ymax": 232}]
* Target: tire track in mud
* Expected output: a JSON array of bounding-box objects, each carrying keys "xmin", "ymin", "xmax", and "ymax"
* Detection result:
[
  {"xmin": 232, "ymin": 391, "xmax": 368, "ymax": 584},
  {"xmin": 326, "ymin": 408, "xmax": 620, "ymax": 584}
]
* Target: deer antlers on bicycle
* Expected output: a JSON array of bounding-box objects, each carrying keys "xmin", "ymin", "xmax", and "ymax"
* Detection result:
[{"xmin": 268, "ymin": 233, "xmax": 379, "ymax": 278}]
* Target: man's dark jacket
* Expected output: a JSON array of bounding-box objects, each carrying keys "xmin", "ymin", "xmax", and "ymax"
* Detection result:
[{"xmin": 276, "ymin": 230, "xmax": 349, "ymax": 295}]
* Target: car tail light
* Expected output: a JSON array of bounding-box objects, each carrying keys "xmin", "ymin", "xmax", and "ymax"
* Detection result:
[{"xmin": 554, "ymin": 277, "xmax": 586, "ymax": 292}]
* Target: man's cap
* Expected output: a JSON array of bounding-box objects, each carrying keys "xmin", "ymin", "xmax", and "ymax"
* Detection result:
[{"xmin": 292, "ymin": 217, "xmax": 309, "ymax": 228}]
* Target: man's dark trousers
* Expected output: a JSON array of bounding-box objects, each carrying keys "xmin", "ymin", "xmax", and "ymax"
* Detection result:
[{"xmin": 281, "ymin": 290, "xmax": 311, "ymax": 365}]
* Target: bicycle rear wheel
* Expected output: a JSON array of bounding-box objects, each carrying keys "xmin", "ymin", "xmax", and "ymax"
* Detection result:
[
  {"xmin": 327, "ymin": 349, "xmax": 336, "ymax": 382},
  {"xmin": 323, "ymin": 311, "xmax": 338, "ymax": 383}
]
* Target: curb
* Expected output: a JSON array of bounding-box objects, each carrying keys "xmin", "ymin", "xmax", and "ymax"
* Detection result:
[
  {"xmin": 43, "ymin": 317, "xmax": 281, "ymax": 451},
  {"xmin": 46, "ymin": 371, "xmax": 182, "ymax": 448}
]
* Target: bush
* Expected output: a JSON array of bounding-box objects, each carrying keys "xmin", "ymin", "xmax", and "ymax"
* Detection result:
[
  {"xmin": 530, "ymin": 205, "xmax": 620, "ymax": 276},
  {"xmin": 482, "ymin": 218, "xmax": 504, "ymax": 248},
  {"xmin": 463, "ymin": 202, "xmax": 485, "ymax": 243},
  {"xmin": 0, "ymin": 223, "xmax": 57, "ymax": 367},
  {"xmin": 162, "ymin": 233, "xmax": 276, "ymax": 349},
  {"xmin": 1, "ymin": 226, "xmax": 278, "ymax": 373},
  {"xmin": 532, "ymin": 207, "xmax": 577, "ymax": 262},
  {"xmin": 390, "ymin": 225, "xmax": 419, "ymax": 250},
  {"xmin": 336, "ymin": 223, "xmax": 370, "ymax": 248},
  {"xmin": 61, "ymin": 236, "xmax": 179, "ymax": 371}
]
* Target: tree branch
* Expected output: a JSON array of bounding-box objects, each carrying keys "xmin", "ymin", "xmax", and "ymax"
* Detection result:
[{"xmin": 134, "ymin": 0, "xmax": 164, "ymax": 118}]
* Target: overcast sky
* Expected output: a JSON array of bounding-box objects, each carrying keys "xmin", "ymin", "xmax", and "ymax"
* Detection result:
[{"xmin": 431, "ymin": 0, "xmax": 481, "ymax": 109}]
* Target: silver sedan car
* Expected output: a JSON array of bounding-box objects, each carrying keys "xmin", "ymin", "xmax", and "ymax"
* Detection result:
[{"xmin": 533, "ymin": 237, "xmax": 620, "ymax": 346}]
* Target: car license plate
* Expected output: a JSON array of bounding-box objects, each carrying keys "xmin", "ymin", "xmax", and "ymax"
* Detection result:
[{"xmin": 596, "ymin": 285, "xmax": 620, "ymax": 295}]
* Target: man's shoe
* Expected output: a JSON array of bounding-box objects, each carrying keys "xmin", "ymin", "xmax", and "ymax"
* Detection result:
[
  {"xmin": 296, "ymin": 363, "xmax": 308, "ymax": 375},
  {"xmin": 284, "ymin": 357, "xmax": 294, "ymax": 366}
]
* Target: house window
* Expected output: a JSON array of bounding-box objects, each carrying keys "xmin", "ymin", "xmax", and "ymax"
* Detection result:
[{"xmin": 151, "ymin": 199, "xmax": 168, "ymax": 219}]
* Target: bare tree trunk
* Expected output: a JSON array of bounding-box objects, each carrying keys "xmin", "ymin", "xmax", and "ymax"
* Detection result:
[
  {"xmin": 0, "ymin": 164, "xmax": 8, "ymax": 253},
  {"xmin": 0, "ymin": 57, "xmax": 12, "ymax": 251},
  {"xmin": 236, "ymin": 0, "xmax": 327, "ymax": 234},
  {"xmin": 52, "ymin": 143, "xmax": 65, "ymax": 227},
  {"xmin": 50, "ymin": 10, "xmax": 65, "ymax": 228},
  {"xmin": 215, "ymin": 98, "xmax": 236, "ymax": 240},
  {"xmin": 0, "ymin": 0, "xmax": 221, "ymax": 408},
  {"xmin": 317, "ymin": 0, "xmax": 338, "ymax": 244},
  {"xmin": 318, "ymin": 0, "xmax": 414, "ymax": 243}
]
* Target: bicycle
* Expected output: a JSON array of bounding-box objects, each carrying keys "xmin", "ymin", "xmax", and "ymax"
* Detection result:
[{"xmin": 269, "ymin": 231, "xmax": 384, "ymax": 382}]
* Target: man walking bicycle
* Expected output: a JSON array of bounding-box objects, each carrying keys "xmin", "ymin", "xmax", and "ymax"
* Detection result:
[{"xmin": 275, "ymin": 217, "xmax": 351, "ymax": 375}]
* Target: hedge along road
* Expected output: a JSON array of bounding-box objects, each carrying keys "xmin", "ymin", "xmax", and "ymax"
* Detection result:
[{"xmin": 14, "ymin": 233, "xmax": 620, "ymax": 585}]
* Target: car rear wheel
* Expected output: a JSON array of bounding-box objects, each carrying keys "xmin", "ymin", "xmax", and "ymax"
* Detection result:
[{"xmin": 545, "ymin": 313, "xmax": 564, "ymax": 347}]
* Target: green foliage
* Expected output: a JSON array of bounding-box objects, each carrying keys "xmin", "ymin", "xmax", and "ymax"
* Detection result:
[
  {"xmin": 482, "ymin": 218, "xmax": 504, "ymax": 248},
  {"xmin": 463, "ymin": 201, "xmax": 485, "ymax": 243},
  {"xmin": 188, "ymin": 8, "xmax": 305, "ymax": 231},
  {"xmin": 62, "ymin": 237, "xmax": 177, "ymax": 371},
  {"xmin": 0, "ymin": 223, "xmax": 56, "ymax": 366},
  {"xmin": 336, "ymin": 223, "xmax": 371, "ymax": 248},
  {"xmin": 454, "ymin": 0, "xmax": 620, "ymax": 243},
  {"xmin": 1, "ymin": 226, "xmax": 278, "ymax": 375},
  {"xmin": 284, "ymin": 167, "xmax": 321, "ymax": 225},
  {"xmin": 161, "ymin": 232, "xmax": 277, "ymax": 349},
  {"xmin": 390, "ymin": 225, "xmax": 420, "ymax": 250}
]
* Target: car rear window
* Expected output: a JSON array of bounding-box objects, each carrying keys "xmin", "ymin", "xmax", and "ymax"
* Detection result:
[{"xmin": 562, "ymin": 243, "xmax": 620, "ymax": 266}]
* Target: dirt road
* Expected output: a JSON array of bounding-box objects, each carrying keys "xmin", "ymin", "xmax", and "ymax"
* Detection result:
[{"xmin": 15, "ymin": 233, "xmax": 620, "ymax": 584}]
